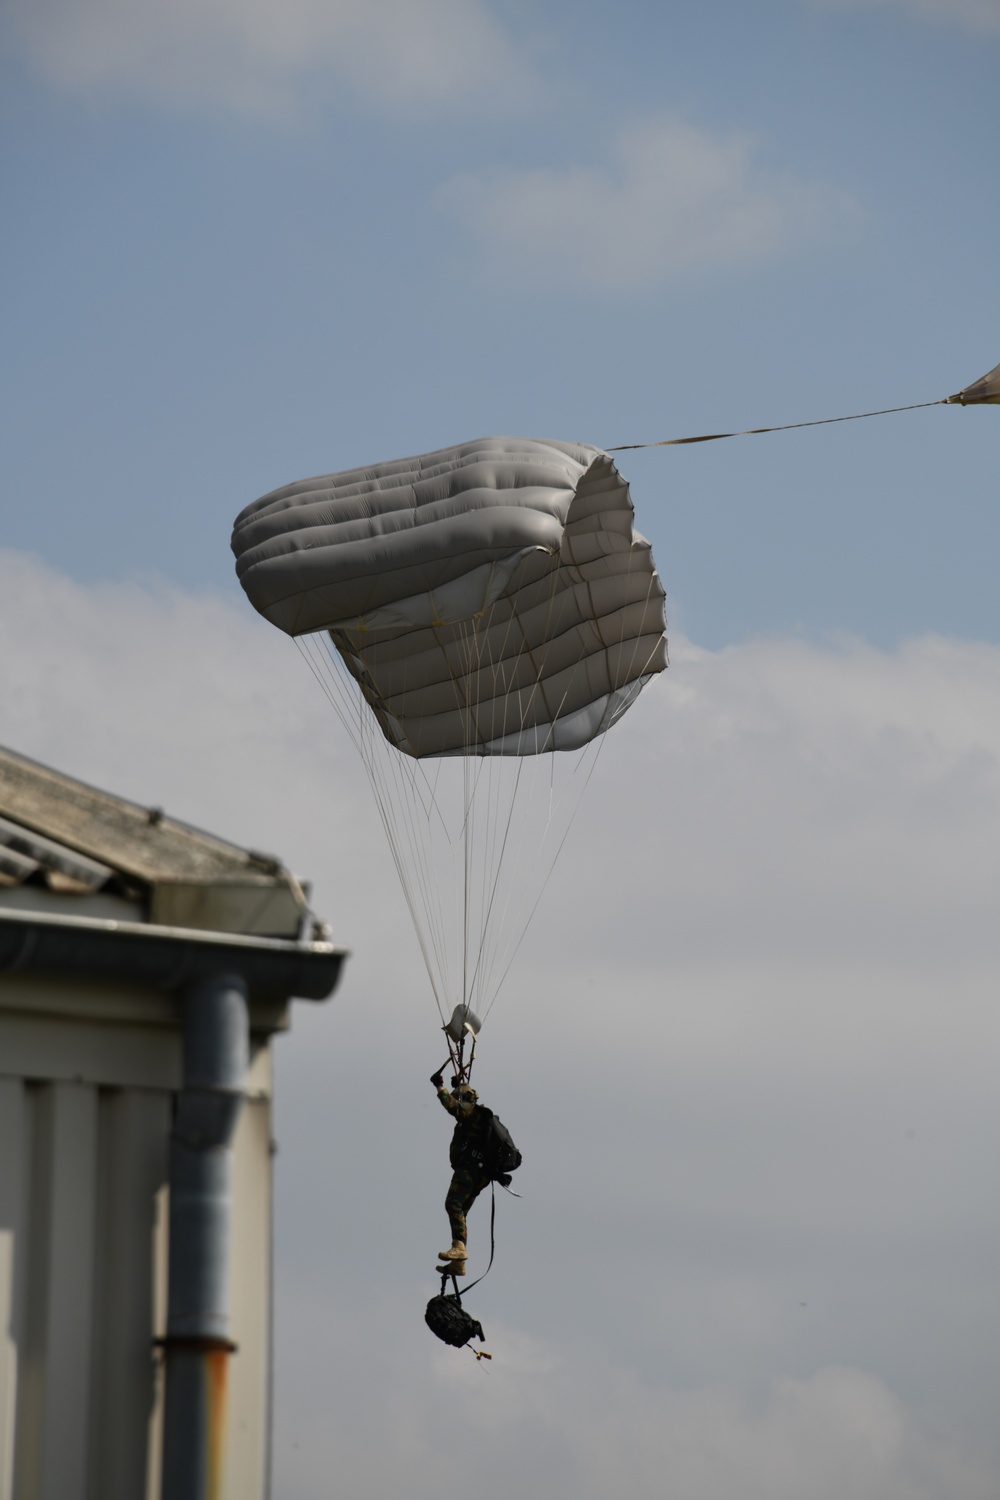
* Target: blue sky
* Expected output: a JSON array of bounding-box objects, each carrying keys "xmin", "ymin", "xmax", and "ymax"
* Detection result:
[
  {"xmin": 3, "ymin": 4, "xmax": 1000, "ymax": 1497},
  {"xmin": 3, "ymin": 0, "xmax": 997, "ymax": 647}
]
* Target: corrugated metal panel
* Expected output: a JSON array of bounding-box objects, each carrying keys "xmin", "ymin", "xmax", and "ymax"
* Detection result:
[
  {"xmin": 0, "ymin": 846, "xmax": 38, "ymax": 888},
  {"xmin": 0, "ymin": 1063, "xmax": 272, "ymax": 1500},
  {"xmin": 9, "ymin": 1079, "xmax": 104, "ymax": 1500},
  {"xmin": 88, "ymin": 1088, "xmax": 172, "ymax": 1500},
  {"xmin": 0, "ymin": 816, "xmax": 114, "ymax": 895},
  {"xmin": 0, "ymin": 1080, "xmax": 24, "ymax": 1500},
  {"xmin": 226, "ymin": 1099, "xmax": 272, "ymax": 1500}
]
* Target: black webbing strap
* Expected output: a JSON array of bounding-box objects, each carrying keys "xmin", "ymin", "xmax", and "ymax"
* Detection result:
[
  {"xmin": 437, "ymin": 1173, "xmax": 519, "ymax": 1301},
  {"xmin": 459, "ymin": 1182, "xmax": 497, "ymax": 1297}
]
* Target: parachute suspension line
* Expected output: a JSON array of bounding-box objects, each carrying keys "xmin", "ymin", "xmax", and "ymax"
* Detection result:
[
  {"xmin": 461, "ymin": 589, "xmax": 551, "ymax": 1016},
  {"xmin": 484, "ymin": 679, "xmax": 620, "ymax": 1016},
  {"xmin": 299, "ymin": 634, "xmax": 449, "ymax": 995},
  {"xmin": 479, "ymin": 520, "xmax": 663, "ymax": 1001},
  {"xmin": 462, "ymin": 608, "xmax": 521, "ymax": 1018},
  {"xmin": 302, "ymin": 634, "xmax": 452, "ymax": 1017},
  {"xmin": 360, "ymin": 664, "xmax": 458, "ymax": 1018},
  {"xmin": 298, "ymin": 634, "xmax": 452, "ymax": 1023},
  {"xmin": 452, "ymin": 613, "xmax": 484, "ymax": 1012},
  {"xmin": 424, "ymin": 592, "xmax": 561, "ymax": 1021},
  {"xmin": 463, "ymin": 732, "xmax": 472, "ymax": 1011},
  {"xmin": 463, "ymin": 605, "xmax": 530, "ymax": 1015},
  {"xmin": 465, "ymin": 751, "xmax": 528, "ymax": 1014},
  {"xmin": 484, "ymin": 588, "xmax": 562, "ymax": 1012},
  {"xmin": 295, "ymin": 632, "xmax": 370, "ymax": 761},
  {"xmin": 479, "ymin": 516, "xmax": 661, "ymax": 1015},
  {"xmin": 430, "ymin": 605, "xmax": 520, "ymax": 1017},
  {"xmin": 461, "ymin": 619, "xmax": 483, "ymax": 1013},
  {"xmin": 478, "ymin": 702, "xmax": 572, "ymax": 1015},
  {"xmin": 371, "ymin": 663, "xmax": 459, "ymax": 1007},
  {"xmin": 370, "ymin": 639, "xmax": 472, "ymax": 1011},
  {"xmin": 472, "ymin": 568, "xmax": 598, "ymax": 1023},
  {"xmin": 480, "ymin": 732, "xmax": 605, "ymax": 1023},
  {"xmin": 299, "ymin": 523, "xmax": 653, "ymax": 1028},
  {"xmin": 358, "ymin": 686, "xmax": 452, "ymax": 1005},
  {"xmin": 475, "ymin": 535, "xmax": 655, "ymax": 1005}
]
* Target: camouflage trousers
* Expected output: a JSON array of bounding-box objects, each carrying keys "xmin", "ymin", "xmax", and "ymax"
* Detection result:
[{"xmin": 445, "ymin": 1169, "xmax": 491, "ymax": 1245}]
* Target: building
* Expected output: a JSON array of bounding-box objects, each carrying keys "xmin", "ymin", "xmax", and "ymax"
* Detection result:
[{"xmin": 0, "ymin": 745, "xmax": 345, "ymax": 1500}]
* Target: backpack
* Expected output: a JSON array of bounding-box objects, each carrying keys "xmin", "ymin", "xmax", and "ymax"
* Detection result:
[
  {"xmin": 484, "ymin": 1110, "xmax": 522, "ymax": 1186},
  {"xmin": 455, "ymin": 1106, "xmax": 522, "ymax": 1184},
  {"xmin": 425, "ymin": 1293, "xmax": 486, "ymax": 1348}
]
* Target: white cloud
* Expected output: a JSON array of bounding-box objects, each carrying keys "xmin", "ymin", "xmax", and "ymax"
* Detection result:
[
  {"xmin": 274, "ymin": 1306, "xmax": 998, "ymax": 1500},
  {"xmin": 798, "ymin": 0, "xmax": 1000, "ymax": 35},
  {"xmin": 3, "ymin": 550, "xmax": 1000, "ymax": 1496},
  {"xmin": 2, "ymin": 0, "xmax": 533, "ymax": 116},
  {"xmin": 440, "ymin": 116, "xmax": 857, "ymax": 291}
]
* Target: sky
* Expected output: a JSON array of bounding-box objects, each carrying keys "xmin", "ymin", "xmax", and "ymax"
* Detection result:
[{"xmin": 2, "ymin": 2, "xmax": 1000, "ymax": 1496}]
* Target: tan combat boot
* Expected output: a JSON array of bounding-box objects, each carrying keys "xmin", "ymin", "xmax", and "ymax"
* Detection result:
[{"xmin": 438, "ymin": 1240, "xmax": 467, "ymax": 1261}]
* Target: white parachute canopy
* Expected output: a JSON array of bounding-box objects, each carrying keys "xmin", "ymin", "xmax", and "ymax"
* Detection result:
[{"xmin": 233, "ymin": 436, "xmax": 667, "ymax": 1023}]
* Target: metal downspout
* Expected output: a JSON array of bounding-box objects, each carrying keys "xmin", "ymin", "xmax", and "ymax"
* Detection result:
[{"xmin": 160, "ymin": 972, "xmax": 250, "ymax": 1500}]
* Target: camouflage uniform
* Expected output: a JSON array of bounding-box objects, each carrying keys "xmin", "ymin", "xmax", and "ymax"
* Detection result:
[{"xmin": 437, "ymin": 1087, "xmax": 492, "ymax": 1246}]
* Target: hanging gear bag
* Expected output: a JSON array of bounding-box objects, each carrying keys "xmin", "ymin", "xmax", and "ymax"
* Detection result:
[{"xmin": 425, "ymin": 1293, "xmax": 486, "ymax": 1348}]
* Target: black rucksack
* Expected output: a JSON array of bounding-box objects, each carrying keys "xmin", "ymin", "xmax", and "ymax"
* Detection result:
[
  {"xmin": 455, "ymin": 1106, "xmax": 522, "ymax": 1185},
  {"xmin": 425, "ymin": 1293, "xmax": 486, "ymax": 1348},
  {"xmin": 485, "ymin": 1112, "xmax": 522, "ymax": 1186}
]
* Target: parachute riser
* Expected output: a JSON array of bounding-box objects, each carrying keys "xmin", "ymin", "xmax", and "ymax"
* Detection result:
[
  {"xmin": 442, "ymin": 1003, "xmax": 482, "ymax": 1086},
  {"xmin": 442, "ymin": 1031, "xmax": 475, "ymax": 1086}
]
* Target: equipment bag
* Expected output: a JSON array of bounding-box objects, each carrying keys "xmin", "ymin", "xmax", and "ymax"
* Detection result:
[{"xmin": 425, "ymin": 1293, "xmax": 486, "ymax": 1348}]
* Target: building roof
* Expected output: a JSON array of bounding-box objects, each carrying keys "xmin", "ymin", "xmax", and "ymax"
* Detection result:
[{"xmin": 0, "ymin": 744, "xmax": 315, "ymax": 939}]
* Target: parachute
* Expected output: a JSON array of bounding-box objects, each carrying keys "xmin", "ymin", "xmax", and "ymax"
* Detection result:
[
  {"xmin": 232, "ymin": 436, "xmax": 666, "ymax": 1036},
  {"xmin": 946, "ymin": 360, "xmax": 1000, "ymax": 407}
]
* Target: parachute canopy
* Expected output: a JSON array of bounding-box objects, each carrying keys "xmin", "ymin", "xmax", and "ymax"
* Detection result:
[
  {"xmin": 946, "ymin": 360, "xmax": 1000, "ymax": 407},
  {"xmin": 232, "ymin": 437, "xmax": 667, "ymax": 759}
]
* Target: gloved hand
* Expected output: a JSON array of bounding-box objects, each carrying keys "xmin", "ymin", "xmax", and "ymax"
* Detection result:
[
  {"xmin": 430, "ymin": 1072, "xmax": 444, "ymax": 1089},
  {"xmin": 451, "ymin": 1076, "xmax": 461, "ymax": 1089}
]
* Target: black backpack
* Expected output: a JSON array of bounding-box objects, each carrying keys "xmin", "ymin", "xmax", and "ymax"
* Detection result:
[
  {"xmin": 485, "ymin": 1112, "xmax": 522, "ymax": 1186},
  {"xmin": 456, "ymin": 1106, "xmax": 522, "ymax": 1185},
  {"xmin": 425, "ymin": 1293, "xmax": 486, "ymax": 1348}
]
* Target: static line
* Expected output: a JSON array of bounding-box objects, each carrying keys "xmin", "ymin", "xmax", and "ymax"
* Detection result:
[{"xmin": 606, "ymin": 400, "xmax": 946, "ymax": 452}]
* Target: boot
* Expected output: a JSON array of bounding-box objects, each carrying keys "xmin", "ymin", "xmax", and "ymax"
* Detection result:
[
  {"xmin": 434, "ymin": 1257, "xmax": 466, "ymax": 1275},
  {"xmin": 438, "ymin": 1240, "xmax": 467, "ymax": 1261}
]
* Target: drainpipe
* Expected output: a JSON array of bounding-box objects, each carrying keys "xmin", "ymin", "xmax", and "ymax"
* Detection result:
[{"xmin": 160, "ymin": 972, "xmax": 250, "ymax": 1500}]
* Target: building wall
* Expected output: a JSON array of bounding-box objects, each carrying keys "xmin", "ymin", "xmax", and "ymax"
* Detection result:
[{"xmin": 0, "ymin": 976, "xmax": 274, "ymax": 1500}]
